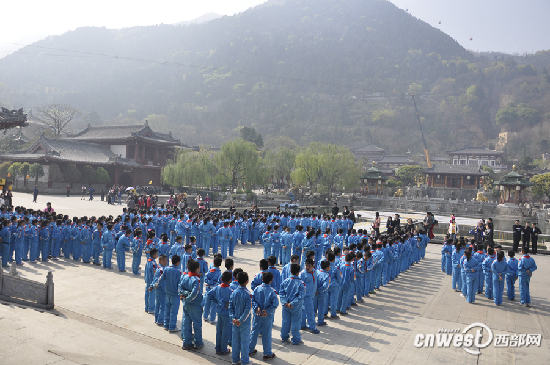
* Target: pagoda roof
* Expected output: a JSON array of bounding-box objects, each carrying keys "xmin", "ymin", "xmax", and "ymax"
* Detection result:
[
  {"xmin": 494, "ymin": 168, "xmax": 534, "ymax": 187},
  {"xmin": 423, "ymin": 164, "xmax": 489, "ymax": 176},
  {"xmin": 68, "ymin": 122, "xmax": 179, "ymax": 145},
  {"xmin": 0, "ymin": 107, "xmax": 28, "ymax": 130},
  {"xmin": 377, "ymin": 155, "xmax": 417, "ymax": 164},
  {"xmin": 361, "ymin": 163, "xmax": 390, "ymax": 180},
  {"xmin": 445, "ymin": 146, "xmax": 503, "ymax": 155},
  {"xmin": 0, "ymin": 135, "xmax": 141, "ymax": 167}
]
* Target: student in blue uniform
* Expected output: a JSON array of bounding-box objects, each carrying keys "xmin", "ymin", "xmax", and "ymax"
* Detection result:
[
  {"xmin": 0, "ymin": 220, "xmax": 11, "ymax": 267},
  {"xmin": 249, "ymin": 271, "xmax": 279, "ymax": 361},
  {"xmin": 208, "ymin": 271, "xmax": 233, "ymax": 356},
  {"xmin": 482, "ymin": 248, "xmax": 496, "ymax": 300},
  {"xmin": 279, "ymin": 263, "xmax": 305, "ymax": 345},
  {"xmin": 101, "ymin": 223, "xmax": 116, "ymax": 269},
  {"xmin": 144, "ymin": 248, "xmax": 158, "ymax": 313},
  {"xmin": 179, "ymin": 259, "xmax": 204, "ymax": 350},
  {"xmin": 116, "ymin": 229, "xmax": 132, "ymax": 272},
  {"xmin": 267, "ymin": 256, "xmax": 281, "ymax": 294},
  {"xmin": 339, "ymin": 253, "xmax": 355, "ymax": 314},
  {"xmin": 281, "ymin": 226, "xmax": 292, "ymax": 266},
  {"xmin": 451, "ymin": 241, "xmax": 464, "ymax": 291},
  {"xmin": 154, "ymin": 254, "xmax": 181, "ymax": 331},
  {"xmin": 130, "ymin": 228, "xmax": 143, "ymax": 274},
  {"xmin": 314, "ymin": 260, "xmax": 331, "ymax": 326},
  {"xmin": 261, "ymin": 226, "xmax": 272, "ymax": 260},
  {"xmin": 300, "ymin": 258, "xmax": 320, "ymax": 334},
  {"xmin": 491, "ymin": 251, "xmax": 509, "ymax": 306},
  {"xmin": 230, "ymin": 272, "xmax": 252, "ymax": 365},
  {"xmin": 204, "ymin": 257, "xmax": 223, "ymax": 323},
  {"xmin": 151, "ymin": 254, "xmax": 167, "ymax": 325},
  {"xmin": 463, "ymin": 249, "xmax": 481, "ymax": 304},
  {"xmin": 518, "ymin": 246, "xmax": 537, "ymax": 307},
  {"xmin": 251, "ymin": 259, "xmax": 269, "ymax": 291},
  {"xmin": 282, "ymin": 255, "xmax": 300, "ymax": 282},
  {"xmin": 196, "ymin": 247, "xmax": 209, "ymax": 294},
  {"xmin": 218, "ymin": 221, "xmax": 233, "ymax": 259},
  {"xmin": 325, "ymin": 251, "xmax": 341, "ymax": 319},
  {"xmin": 506, "ymin": 250, "xmax": 518, "ymax": 300}
]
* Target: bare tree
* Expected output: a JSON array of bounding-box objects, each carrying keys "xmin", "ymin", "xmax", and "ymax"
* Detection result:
[{"xmin": 34, "ymin": 104, "xmax": 81, "ymax": 136}]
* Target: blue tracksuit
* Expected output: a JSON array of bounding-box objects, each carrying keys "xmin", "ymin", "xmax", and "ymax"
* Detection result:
[
  {"xmin": 261, "ymin": 231, "xmax": 272, "ymax": 259},
  {"xmin": 292, "ymin": 231, "xmax": 304, "ymax": 258},
  {"xmin": 155, "ymin": 264, "xmax": 182, "ymax": 330},
  {"xmin": 464, "ymin": 258, "xmax": 481, "ymax": 303},
  {"xmin": 229, "ymin": 286, "xmax": 252, "ymax": 365},
  {"xmin": 326, "ymin": 261, "xmax": 341, "ymax": 317},
  {"xmin": 101, "ymin": 230, "xmax": 116, "ymax": 268},
  {"xmin": 144, "ymin": 258, "xmax": 157, "ymax": 312},
  {"xmin": 314, "ymin": 268, "xmax": 330, "ymax": 324},
  {"xmin": 28, "ymin": 225, "xmax": 39, "ymax": 262},
  {"xmin": 249, "ymin": 283, "xmax": 279, "ymax": 356},
  {"xmin": 279, "ymin": 275, "xmax": 305, "ymax": 345},
  {"xmin": 203, "ymin": 267, "xmax": 222, "ymax": 321},
  {"xmin": 506, "ymin": 257, "xmax": 518, "ymax": 300},
  {"xmin": 451, "ymin": 248, "xmax": 464, "ymax": 290},
  {"xmin": 179, "ymin": 272, "xmax": 204, "ymax": 347},
  {"xmin": 300, "ymin": 269, "xmax": 318, "ymax": 331},
  {"xmin": 151, "ymin": 264, "xmax": 166, "ymax": 324},
  {"xmin": 130, "ymin": 236, "xmax": 143, "ymax": 275},
  {"xmin": 271, "ymin": 232, "xmax": 282, "ymax": 263},
  {"xmin": 518, "ymin": 255, "xmax": 537, "ymax": 305},
  {"xmin": 281, "ymin": 232, "xmax": 292, "ymax": 266},
  {"xmin": 491, "ymin": 259, "xmax": 509, "ymax": 306},
  {"xmin": 116, "ymin": 235, "xmax": 131, "ymax": 271},
  {"xmin": 482, "ymin": 255, "xmax": 496, "ymax": 299},
  {"xmin": 92, "ymin": 228, "xmax": 102, "ymax": 265},
  {"xmin": 218, "ymin": 226, "xmax": 233, "ymax": 259},
  {"xmin": 207, "ymin": 283, "xmax": 233, "ymax": 353},
  {"xmin": 0, "ymin": 226, "xmax": 10, "ymax": 267},
  {"xmin": 301, "ymin": 237, "xmax": 315, "ymax": 268}
]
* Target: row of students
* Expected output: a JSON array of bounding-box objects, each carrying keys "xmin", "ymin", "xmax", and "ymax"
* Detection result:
[{"xmin": 446, "ymin": 237, "xmax": 537, "ymax": 307}]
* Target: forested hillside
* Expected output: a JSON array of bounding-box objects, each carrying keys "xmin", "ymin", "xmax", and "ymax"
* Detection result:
[{"xmin": 0, "ymin": 0, "xmax": 549, "ymax": 159}]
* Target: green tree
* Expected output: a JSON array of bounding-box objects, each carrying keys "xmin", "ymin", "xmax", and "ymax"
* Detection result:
[
  {"xmin": 240, "ymin": 127, "xmax": 264, "ymax": 149},
  {"xmin": 63, "ymin": 164, "xmax": 82, "ymax": 186},
  {"xmin": 517, "ymin": 155, "xmax": 535, "ymax": 173},
  {"xmin": 8, "ymin": 162, "xmax": 21, "ymax": 189},
  {"xmin": 408, "ymin": 83, "xmax": 423, "ymax": 94},
  {"xmin": 216, "ymin": 139, "xmax": 263, "ymax": 189},
  {"xmin": 395, "ymin": 165, "xmax": 423, "ymax": 186},
  {"xmin": 264, "ymin": 147, "xmax": 296, "ymax": 189},
  {"xmin": 29, "ymin": 163, "xmax": 45, "ymax": 185},
  {"xmin": 95, "ymin": 167, "xmax": 111, "ymax": 184},
  {"xmin": 79, "ymin": 165, "xmax": 96, "ymax": 184},
  {"xmin": 495, "ymin": 103, "xmax": 542, "ymax": 127},
  {"xmin": 20, "ymin": 162, "xmax": 30, "ymax": 187},
  {"xmin": 162, "ymin": 149, "xmax": 217, "ymax": 188},
  {"xmin": 291, "ymin": 142, "xmax": 359, "ymax": 194},
  {"xmin": 0, "ymin": 161, "xmax": 11, "ymax": 177},
  {"xmin": 531, "ymin": 173, "xmax": 550, "ymax": 199}
]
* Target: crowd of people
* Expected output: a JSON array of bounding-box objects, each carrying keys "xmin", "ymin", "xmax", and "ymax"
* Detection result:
[{"xmin": 0, "ymin": 201, "xmax": 430, "ymax": 365}]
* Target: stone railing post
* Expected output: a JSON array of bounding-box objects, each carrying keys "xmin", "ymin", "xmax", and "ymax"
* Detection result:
[{"xmin": 46, "ymin": 271, "xmax": 54, "ymax": 308}]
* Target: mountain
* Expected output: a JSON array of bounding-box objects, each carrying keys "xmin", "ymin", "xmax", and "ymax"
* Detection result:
[
  {"xmin": 174, "ymin": 12, "xmax": 222, "ymax": 26},
  {"xmin": 0, "ymin": 0, "xmax": 548, "ymax": 160}
]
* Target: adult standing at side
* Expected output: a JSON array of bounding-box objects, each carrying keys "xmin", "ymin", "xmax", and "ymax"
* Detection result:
[
  {"xmin": 512, "ymin": 220, "xmax": 522, "ymax": 253},
  {"xmin": 522, "ymin": 222, "xmax": 532, "ymax": 251},
  {"xmin": 372, "ymin": 212, "xmax": 381, "ymax": 237},
  {"xmin": 530, "ymin": 222, "xmax": 541, "ymax": 255},
  {"xmin": 331, "ymin": 203, "xmax": 339, "ymax": 217},
  {"xmin": 33, "ymin": 185, "xmax": 39, "ymax": 203}
]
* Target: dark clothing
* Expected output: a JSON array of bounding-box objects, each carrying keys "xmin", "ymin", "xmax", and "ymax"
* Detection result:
[
  {"xmin": 531, "ymin": 227, "xmax": 541, "ymax": 254},
  {"xmin": 522, "ymin": 227, "xmax": 532, "ymax": 248},
  {"xmin": 331, "ymin": 206, "xmax": 339, "ymax": 216},
  {"xmin": 386, "ymin": 219, "xmax": 394, "ymax": 235},
  {"xmin": 348, "ymin": 212, "xmax": 356, "ymax": 224},
  {"xmin": 512, "ymin": 224, "xmax": 523, "ymax": 252}
]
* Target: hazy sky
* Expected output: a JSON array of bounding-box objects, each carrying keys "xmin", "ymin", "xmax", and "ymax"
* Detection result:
[
  {"xmin": 389, "ymin": 0, "xmax": 550, "ymax": 54},
  {"xmin": 1, "ymin": 0, "xmax": 549, "ymax": 56}
]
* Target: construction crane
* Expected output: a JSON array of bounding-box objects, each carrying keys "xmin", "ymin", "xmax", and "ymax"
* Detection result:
[{"xmin": 411, "ymin": 94, "xmax": 432, "ymax": 168}]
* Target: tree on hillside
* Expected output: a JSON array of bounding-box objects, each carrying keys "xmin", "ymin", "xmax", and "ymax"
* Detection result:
[
  {"xmin": 495, "ymin": 103, "xmax": 542, "ymax": 129},
  {"xmin": 264, "ymin": 147, "xmax": 296, "ymax": 189},
  {"xmin": 531, "ymin": 173, "xmax": 550, "ymax": 199},
  {"xmin": 291, "ymin": 142, "xmax": 359, "ymax": 194},
  {"xmin": 35, "ymin": 104, "xmax": 82, "ymax": 136},
  {"xmin": 396, "ymin": 165, "xmax": 423, "ymax": 186},
  {"xmin": 216, "ymin": 139, "xmax": 262, "ymax": 189},
  {"xmin": 240, "ymin": 127, "xmax": 264, "ymax": 149}
]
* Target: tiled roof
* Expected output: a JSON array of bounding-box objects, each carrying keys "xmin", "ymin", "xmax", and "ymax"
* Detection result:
[
  {"xmin": 68, "ymin": 123, "xmax": 179, "ymax": 144},
  {"xmin": 0, "ymin": 135, "xmax": 140, "ymax": 167},
  {"xmin": 423, "ymin": 164, "xmax": 489, "ymax": 176},
  {"xmin": 445, "ymin": 146, "xmax": 503, "ymax": 155}
]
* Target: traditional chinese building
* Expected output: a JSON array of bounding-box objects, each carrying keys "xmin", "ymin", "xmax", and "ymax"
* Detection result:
[
  {"xmin": 423, "ymin": 165, "xmax": 489, "ymax": 190},
  {"xmin": 0, "ymin": 122, "xmax": 180, "ymax": 187},
  {"xmin": 351, "ymin": 143, "xmax": 385, "ymax": 161},
  {"xmin": 446, "ymin": 146, "xmax": 505, "ymax": 169},
  {"xmin": 360, "ymin": 162, "xmax": 389, "ymax": 195},
  {"xmin": 0, "ymin": 107, "xmax": 27, "ymax": 130},
  {"xmin": 494, "ymin": 167, "xmax": 533, "ymax": 204}
]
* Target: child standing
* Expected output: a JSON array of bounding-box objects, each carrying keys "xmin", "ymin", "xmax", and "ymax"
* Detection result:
[
  {"xmin": 203, "ymin": 257, "xmax": 223, "ymax": 323},
  {"xmin": 151, "ymin": 255, "xmax": 167, "ymax": 325},
  {"xmin": 518, "ymin": 247, "xmax": 537, "ymax": 307},
  {"xmin": 144, "ymin": 248, "xmax": 158, "ymax": 313},
  {"xmin": 300, "ymin": 258, "xmax": 320, "ymax": 334},
  {"xmin": 267, "ymin": 256, "xmax": 282, "ymax": 294},
  {"xmin": 280, "ymin": 263, "xmax": 305, "ymax": 345},
  {"xmin": 506, "ymin": 250, "xmax": 518, "ymax": 300},
  {"xmin": 314, "ymin": 260, "xmax": 331, "ymax": 326},
  {"xmin": 491, "ymin": 251, "xmax": 509, "ymax": 306},
  {"xmin": 230, "ymin": 272, "xmax": 252, "ymax": 365},
  {"xmin": 155, "ymin": 255, "xmax": 182, "ymax": 331},
  {"xmin": 249, "ymin": 272, "xmax": 279, "ymax": 361},
  {"xmin": 208, "ymin": 271, "xmax": 234, "ymax": 355},
  {"xmin": 179, "ymin": 259, "xmax": 204, "ymax": 350}
]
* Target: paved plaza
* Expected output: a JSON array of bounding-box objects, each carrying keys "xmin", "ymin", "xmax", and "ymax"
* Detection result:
[{"xmin": 1, "ymin": 194, "xmax": 549, "ymax": 364}]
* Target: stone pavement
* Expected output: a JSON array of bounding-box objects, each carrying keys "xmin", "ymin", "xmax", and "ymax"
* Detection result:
[{"xmin": 1, "ymin": 194, "xmax": 549, "ymax": 364}]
